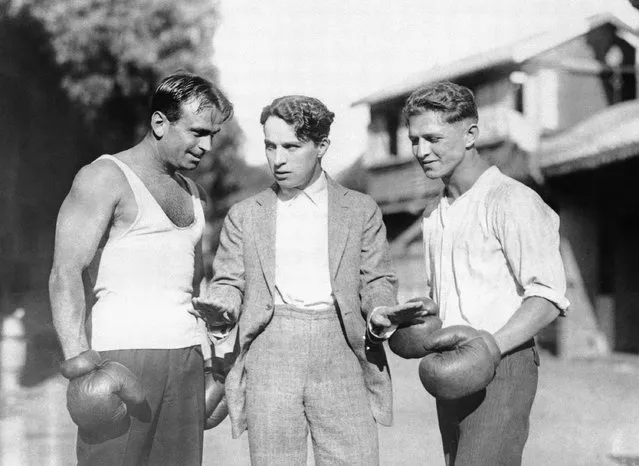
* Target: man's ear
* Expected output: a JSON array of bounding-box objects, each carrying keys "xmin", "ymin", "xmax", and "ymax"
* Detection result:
[
  {"xmin": 317, "ymin": 138, "xmax": 331, "ymax": 160},
  {"xmin": 151, "ymin": 111, "xmax": 168, "ymax": 139},
  {"xmin": 464, "ymin": 123, "xmax": 479, "ymax": 149}
]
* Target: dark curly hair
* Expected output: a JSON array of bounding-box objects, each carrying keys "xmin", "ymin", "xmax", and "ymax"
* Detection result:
[
  {"xmin": 403, "ymin": 81, "xmax": 478, "ymax": 124},
  {"xmin": 151, "ymin": 72, "xmax": 234, "ymax": 124},
  {"xmin": 259, "ymin": 95, "xmax": 335, "ymax": 144}
]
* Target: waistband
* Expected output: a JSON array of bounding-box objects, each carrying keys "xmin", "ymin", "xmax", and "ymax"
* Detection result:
[{"xmin": 273, "ymin": 304, "xmax": 338, "ymax": 320}]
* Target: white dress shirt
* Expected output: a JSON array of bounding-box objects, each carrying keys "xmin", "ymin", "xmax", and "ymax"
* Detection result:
[
  {"xmin": 423, "ymin": 166, "xmax": 569, "ymax": 333},
  {"xmin": 274, "ymin": 172, "xmax": 334, "ymax": 310}
]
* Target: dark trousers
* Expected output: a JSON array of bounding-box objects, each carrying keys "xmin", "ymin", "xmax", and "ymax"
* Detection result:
[
  {"xmin": 436, "ymin": 341, "xmax": 539, "ymax": 466},
  {"xmin": 76, "ymin": 346, "xmax": 205, "ymax": 466}
]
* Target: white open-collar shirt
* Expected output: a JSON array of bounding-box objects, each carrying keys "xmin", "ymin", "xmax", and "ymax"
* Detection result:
[
  {"xmin": 274, "ymin": 171, "xmax": 334, "ymax": 310},
  {"xmin": 423, "ymin": 166, "xmax": 569, "ymax": 333}
]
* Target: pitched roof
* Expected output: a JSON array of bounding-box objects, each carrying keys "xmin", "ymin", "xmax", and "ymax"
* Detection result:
[
  {"xmin": 353, "ymin": 13, "xmax": 638, "ymax": 106},
  {"xmin": 540, "ymin": 99, "xmax": 639, "ymax": 176}
]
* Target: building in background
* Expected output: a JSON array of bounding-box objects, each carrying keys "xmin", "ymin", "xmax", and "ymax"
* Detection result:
[{"xmin": 353, "ymin": 11, "xmax": 639, "ymax": 358}]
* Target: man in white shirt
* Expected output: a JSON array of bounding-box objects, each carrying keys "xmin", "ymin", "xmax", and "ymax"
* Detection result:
[
  {"xmin": 191, "ymin": 95, "xmax": 426, "ymax": 465},
  {"xmin": 402, "ymin": 81, "xmax": 569, "ymax": 465}
]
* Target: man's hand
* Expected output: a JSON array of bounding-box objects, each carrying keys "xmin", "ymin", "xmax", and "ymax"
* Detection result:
[
  {"xmin": 189, "ymin": 297, "xmax": 236, "ymax": 329},
  {"xmin": 405, "ymin": 296, "xmax": 439, "ymax": 317},
  {"xmin": 368, "ymin": 298, "xmax": 438, "ymax": 341},
  {"xmin": 371, "ymin": 297, "xmax": 438, "ymax": 329}
]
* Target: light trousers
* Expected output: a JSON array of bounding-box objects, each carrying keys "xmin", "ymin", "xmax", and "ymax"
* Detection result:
[{"xmin": 245, "ymin": 305, "xmax": 379, "ymax": 466}]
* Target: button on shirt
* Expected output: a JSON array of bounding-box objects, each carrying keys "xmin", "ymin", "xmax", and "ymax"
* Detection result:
[
  {"xmin": 423, "ymin": 166, "xmax": 569, "ymax": 333},
  {"xmin": 274, "ymin": 172, "xmax": 334, "ymax": 310}
]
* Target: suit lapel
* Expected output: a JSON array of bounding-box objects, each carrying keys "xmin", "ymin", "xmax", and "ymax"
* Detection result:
[
  {"xmin": 253, "ymin": 185, "xmax": 277, "ymax": 297},
  {"xmin": 327, "ymin": 176, "xmax": 351, "ymax": 281}
]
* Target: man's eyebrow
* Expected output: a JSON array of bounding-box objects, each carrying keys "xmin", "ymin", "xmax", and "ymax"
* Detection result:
[
  {"xmin": 263, "ymin": 138, "xmax": 301, "ymax": 145},
  {"xmin": 409, "ymin": 130, "xmax": 443, "ymax": 138},
  {"xmin": 191, "ymin": 126, "xmax": 219, "ymax": 135}
]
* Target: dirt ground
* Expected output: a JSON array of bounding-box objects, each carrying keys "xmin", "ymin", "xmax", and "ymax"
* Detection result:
[
  {"xmin": 202, "ymin": 348, "xmax": 639, "ymax": 466},
  {"xmin": 2, "ymin": 346, "xmax": 639, "ymax": 465}
]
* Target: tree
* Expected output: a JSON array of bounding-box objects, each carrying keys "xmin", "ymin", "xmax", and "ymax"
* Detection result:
[
  {"xmin": 0, "ymin": 1, "xmax": 246, "ymax": 382},
  {"xmin": 20, "ymin": 0, "xmax": 244, "ymax": 224},
  {"xmin": 25, "ymin": 0, "xmax": 225, "ymax": 148}
]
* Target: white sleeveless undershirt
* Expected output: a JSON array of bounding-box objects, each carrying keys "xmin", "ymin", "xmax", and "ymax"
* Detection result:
[{"xmin": 86, "ymin": 155, "xmax": 207, "ymax": 351}]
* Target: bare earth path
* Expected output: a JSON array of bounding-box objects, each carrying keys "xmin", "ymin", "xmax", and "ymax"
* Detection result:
[{"xmin": 1, "ymin": 348, "xmax": 638, "ymax": 465}]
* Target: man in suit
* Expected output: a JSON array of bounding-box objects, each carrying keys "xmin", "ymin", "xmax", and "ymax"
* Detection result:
[{"xmin": 191, "ymin": 95, "xmax": 426, "ymax": 465}]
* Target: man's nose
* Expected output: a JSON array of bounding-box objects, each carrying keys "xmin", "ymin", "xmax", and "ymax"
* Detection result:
[
  {"xmin": 274, "ymin": 148, "xmax": 286, "ymax": 166},
  {"xmin": 198, "ymin": 135, "xmax": 212, "ymax": 153},
  {"xmin": 414, "ymin": 140, "xmax": 431, "ymax": 159}
]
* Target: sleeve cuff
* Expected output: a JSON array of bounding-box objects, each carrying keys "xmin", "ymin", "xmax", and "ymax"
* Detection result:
[
  {"xmin": 207, "ymin": 323, "xmax": 235, "ymax": 343},
  {"xmin": 523, "ymin": 284, "xmax": 570, "ymax": 316},
  {"xmin": 211, "ymin": 325, "xmax": 236, "ymax": 354},
  {"xmin": 366, "ymin": 307, "xmax": 398, "ymax": 343}
]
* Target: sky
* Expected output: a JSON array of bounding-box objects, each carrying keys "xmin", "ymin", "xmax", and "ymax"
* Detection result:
[{"xmin": 214, "ymin": 0, "xmax": 638, "ymax": 174}]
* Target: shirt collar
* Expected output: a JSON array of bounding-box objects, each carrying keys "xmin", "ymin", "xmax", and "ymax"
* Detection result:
[
  {"xmin": 303, "ymin": 171, "xmax": 327, "ymax": 206},
  {"xmin": 277, "ymin": 171, "xmax": 327, "ymax": 207},
  {"xmin": 442, "ymin": 165, "xmax": 501, "ymax": 206}
]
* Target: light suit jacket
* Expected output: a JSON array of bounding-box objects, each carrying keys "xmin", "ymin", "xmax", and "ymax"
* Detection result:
[{"xmin": 209, "ymin": 174, "xmax": 398, "ymax": 438}]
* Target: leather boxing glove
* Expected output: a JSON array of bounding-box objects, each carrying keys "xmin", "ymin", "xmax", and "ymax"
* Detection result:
[
  {"xmin": 418, "ymin": 325, "xmax": 501, "ymax": 400},
  {"xmin": 60, "ymin": 350, "xmax": 146, "ymax": 433},
  {"xmin": 389, "ymin": 297, "xmax": 442, "ymax": 359},
  {"xmin": 204, "ymin": 369, "xmax": 228, "ymax": 430}
]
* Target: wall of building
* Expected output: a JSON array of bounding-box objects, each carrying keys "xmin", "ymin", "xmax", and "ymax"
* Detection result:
[
  {"xmin": 473, "ymin": 76, "xmax": 514, "ymax": 109},
  {"xmin": 548, "ymin": 155, "xmax": 639, "ymax": 354},
  {"xmin": 527, "ymin": 25, "xmax": 636, "ymax": 134},
  {"xmin": 551, "ymin": 173, "xmax": 601, "ymax": 303}
]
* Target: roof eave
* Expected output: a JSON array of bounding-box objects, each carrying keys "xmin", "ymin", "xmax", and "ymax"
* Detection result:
[
  {"xmin": 352, "ymin": 55, "xmax": 516, "ymax": 107},
  {"xmin": 353, "ymin": 13, "xmax": 639, "ymax": 108}
]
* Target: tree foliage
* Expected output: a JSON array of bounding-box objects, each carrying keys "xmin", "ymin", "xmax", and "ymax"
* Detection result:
[
  {"xmin": 11, "ymin": 0, "xmax": 245, "ymax": 223},
  {"xmin": 25, "ymin": 0, "xmax": 222, "ymax": 139}
]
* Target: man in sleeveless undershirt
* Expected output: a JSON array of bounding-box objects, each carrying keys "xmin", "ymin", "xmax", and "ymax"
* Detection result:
[{"xmin": 49, "ymin": 72, "xmax": 233, "ymax": 465}]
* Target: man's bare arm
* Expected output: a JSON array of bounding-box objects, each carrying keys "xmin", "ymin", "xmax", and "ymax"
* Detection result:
[
  {"xmin": 49, "ymin": 163, "xmax": 120, "ymax": 359},
  {"xmin": 493, "ymin": 296, "xmax": 560, "ymax": 354}
]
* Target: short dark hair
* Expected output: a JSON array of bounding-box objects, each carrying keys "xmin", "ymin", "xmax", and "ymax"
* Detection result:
[
  {"xmin": 151, "ymin": 72, "xmax": 234, "ymax": 123},
  {"xmin": 403, "ymin": 81, "xmax": 478, "ymax": 124},
  {"xmin": 259, "ymin": 95, "xmax": 335, "ymax": 144}
]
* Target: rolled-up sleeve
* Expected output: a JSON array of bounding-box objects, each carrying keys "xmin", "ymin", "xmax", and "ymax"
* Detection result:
[{"xmin": 493, "ymin": 185, "xmax": 570, "ymax": 314}]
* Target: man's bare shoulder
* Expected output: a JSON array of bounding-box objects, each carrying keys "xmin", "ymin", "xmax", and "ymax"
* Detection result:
[{"xmin": 70, "ymin": 158, "xmax": 128, "ymax": 200}]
